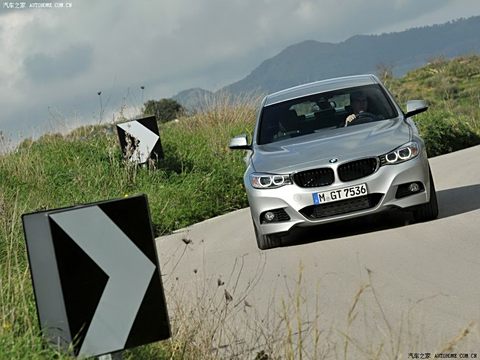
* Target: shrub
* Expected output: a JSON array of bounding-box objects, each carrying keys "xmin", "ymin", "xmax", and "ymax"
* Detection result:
[
  {"xmin": 143, "ymin": 98, "xmax": 184, "ymax": 123},
  {"xmin": 415, "ymin": 110, "xmax": 480, "ymax": 157}
]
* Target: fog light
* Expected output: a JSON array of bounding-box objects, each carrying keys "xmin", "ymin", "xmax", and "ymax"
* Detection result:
[
  {"xmin": 408, "ymin": 183, "xmax": 420, "ymax": 193},
  {"xmin": 264, "ymin": 212, "xmax": 275, "ymax": 222},
  {"xmin": 260, "ymin": 209, "xmax": 290, "ymax": 224},
  {"xmin": 395, "ymin": 182, "xmax": 425, "ymax": 199}
]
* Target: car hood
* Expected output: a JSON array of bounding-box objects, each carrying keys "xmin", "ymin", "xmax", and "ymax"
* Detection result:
[{"xmin": 252, "ymin": 119, "xmax": 411, "ymax": 173}]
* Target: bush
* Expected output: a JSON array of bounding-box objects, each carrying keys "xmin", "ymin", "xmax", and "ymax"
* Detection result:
[
  {"xmin": 415, "ymin": 110, "xmax": 480, "ymax": 157},
  {"xmin": 143, "ymin": 98, "xmax": 184, "ymax": 123}
]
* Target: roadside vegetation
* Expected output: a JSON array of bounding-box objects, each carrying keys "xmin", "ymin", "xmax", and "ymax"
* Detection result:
[
  {"xmin": 1, "ymin": 56, "xmax": 480, "ymax": 359},
  {"xmin": 383, "ymin": 54, "xmax": 480, "ymax": 155}
]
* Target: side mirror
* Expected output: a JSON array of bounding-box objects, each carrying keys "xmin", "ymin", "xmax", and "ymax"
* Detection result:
[
  {"xmin": 405, "ymin": 100, "xmax": 428, "ymax": 118},
  {"xmin": 229, "ymin": 134, "xmax": 251, "ymax": 150}
]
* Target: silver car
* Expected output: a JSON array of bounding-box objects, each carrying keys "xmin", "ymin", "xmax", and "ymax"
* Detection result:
[{"xmin": 230, "ymin": 74, "xmax": 438, "ymax": 249}]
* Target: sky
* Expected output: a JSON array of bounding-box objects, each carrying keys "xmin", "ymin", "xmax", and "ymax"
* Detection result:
[{"xmin": 1, "ymin": 0, "xmax": 480, "ymax": 147}]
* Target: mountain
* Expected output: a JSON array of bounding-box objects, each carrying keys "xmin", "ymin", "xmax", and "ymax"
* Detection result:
[
  {"xmin": 172, "ymin": 88, "xmax": 215, "ymax": 111},
  {"xmin": 173, "ymin": 16, "xmax": 480, "ymax": 110}
]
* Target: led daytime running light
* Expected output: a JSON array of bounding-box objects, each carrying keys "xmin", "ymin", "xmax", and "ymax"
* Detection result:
[
  {"xmin": 251, "ymin": 173, "xmax": 292, "ymax": 189},
  {"xmin": 384, "ymin": 142, "xmax": 419, "ymax": 165}
]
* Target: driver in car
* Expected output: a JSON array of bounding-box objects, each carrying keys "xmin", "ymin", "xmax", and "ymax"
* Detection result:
[{"xmin": 345, "ymin": 91, "xmax": 375, "ymax": 126}]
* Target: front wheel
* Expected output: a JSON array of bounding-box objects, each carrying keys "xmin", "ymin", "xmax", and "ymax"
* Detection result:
[
  {"xmin": 253, "ymin": 219, "xmax": 282, "ymax": 250},
  {"xmin": 412, "ymin": 168, "xmax": 439, "ymax": 222}
]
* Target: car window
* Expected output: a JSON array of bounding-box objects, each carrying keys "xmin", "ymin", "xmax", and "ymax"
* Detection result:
[
  {"xmin": 330, "ymin": 94, "xmax": 349, "ymax": 109},
  {"xmin": 257, "ymin": 84, "xmax": 398, "ymax": 145},
  {"xmin": 290, "ymin": 101, "xmax": 318, "ymax": 118}
]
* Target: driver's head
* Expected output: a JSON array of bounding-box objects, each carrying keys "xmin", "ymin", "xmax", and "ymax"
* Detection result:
[{"xmin": 350, "ymin": 91, "xmax": 368, "ymax": 114}]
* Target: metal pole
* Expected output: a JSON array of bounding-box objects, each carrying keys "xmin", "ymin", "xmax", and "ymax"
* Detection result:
[{"xmin": 97, "ymin": 91, "xmax": 103, "ymax": 123}]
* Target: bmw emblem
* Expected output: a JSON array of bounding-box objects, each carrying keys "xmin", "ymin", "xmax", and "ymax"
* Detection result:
[{"xmin": 329, "ymin": 158, "xmax": 338, "ymax": 163}]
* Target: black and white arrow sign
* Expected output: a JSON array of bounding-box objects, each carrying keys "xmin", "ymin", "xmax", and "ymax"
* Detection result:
[
  {"xmin": 117, "ymin": 116, "xmax": 164, "ymax": 164},
  {"xmin": 50, "ymin": 206, "xmax": 155, "ymax": 356},
  {"xmin": 22, "ymin": 195, "xmax": 170, "ymax": 358}
]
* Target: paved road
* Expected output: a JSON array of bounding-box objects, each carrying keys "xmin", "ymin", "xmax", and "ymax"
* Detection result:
[{"xmin": 156, "ymin": 146, "xmax": 480, "ymax": 358}]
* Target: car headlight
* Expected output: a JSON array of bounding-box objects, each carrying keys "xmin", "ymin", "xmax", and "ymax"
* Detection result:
[
  {"xmin": 380, "ymin": 141, "xmax": 419, "ymax": 165},
  {"xmin": 250, "ymin": 173, "xmax": 292, "ymax": 189}
]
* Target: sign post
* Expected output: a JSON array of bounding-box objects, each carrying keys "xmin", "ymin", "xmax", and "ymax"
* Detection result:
[
  {"xmin": 22, "ymin": 195, "xmax": 170, "ymax": 358},
  {"xmin": 116, "ymin": 115, "xmax": 164, "ymax": 164}
]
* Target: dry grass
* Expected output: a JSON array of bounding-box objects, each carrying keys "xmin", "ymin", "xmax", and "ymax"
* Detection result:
[{"xmin": 153, "ymin": 246, "xmax": 479, "ymax": 360}]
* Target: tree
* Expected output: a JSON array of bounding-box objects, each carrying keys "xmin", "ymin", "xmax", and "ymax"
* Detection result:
[{"xmin": 142, "ymin": 98, "xmax": 184, "ymax": 123}]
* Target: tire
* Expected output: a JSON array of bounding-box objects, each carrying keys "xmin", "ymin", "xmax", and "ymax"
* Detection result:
[
  {"xmin": 253, "ymin": 219, "xmax": 282, "ymax": 250},
  {"xmin": 412, "ymin": 168, "xmax": 439, "ymax": 222}
]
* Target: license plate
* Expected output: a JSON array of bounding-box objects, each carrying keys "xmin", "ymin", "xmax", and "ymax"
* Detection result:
[{"xmin": 312, "ymin": 184, "xmax": 368, "ymax": 205}]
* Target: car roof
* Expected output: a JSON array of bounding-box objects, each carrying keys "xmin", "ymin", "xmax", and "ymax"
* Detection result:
[{"xmin": 263, "ymin": 74, "xmax": 379, "ymax": 107}]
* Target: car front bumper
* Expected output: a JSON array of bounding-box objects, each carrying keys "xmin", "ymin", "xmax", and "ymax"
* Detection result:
[{"xmin": 245, "ymin": 153, "xmax": 432, "ymax": 236}]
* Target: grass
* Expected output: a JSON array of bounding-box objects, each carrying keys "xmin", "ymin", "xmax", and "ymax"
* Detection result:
[
  {"xmin": 1, "ymin": 56, "xmax": 480, "ymax": 358},
  {"xmin": 0, "ymin": 95, "xmax": 257, "ymax": 359}
]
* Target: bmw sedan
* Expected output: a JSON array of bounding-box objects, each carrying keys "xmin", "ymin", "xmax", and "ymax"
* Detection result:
[{"xmin": 230, "ymin": 74, "xmax": 438, "ymax": 250}]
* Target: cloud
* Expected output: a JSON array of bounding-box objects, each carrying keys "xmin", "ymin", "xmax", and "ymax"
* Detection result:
[{"xmin": 23, "ymin": 44, "xmax": 93, "ymax": 83}]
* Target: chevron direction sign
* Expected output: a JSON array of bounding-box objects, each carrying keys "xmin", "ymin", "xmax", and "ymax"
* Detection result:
[
  {"xmin": 116, "ymin": 116, "xmax": 164, "ymax": 164},
  {"xmin": 22, "ymin": 195, "xmax": 170, "ymax": 358}
]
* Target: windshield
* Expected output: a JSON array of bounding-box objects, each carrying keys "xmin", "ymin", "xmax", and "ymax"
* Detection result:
[{"xmin": 257, "ymin": 84, "xmax": 398, "ymax": 145}]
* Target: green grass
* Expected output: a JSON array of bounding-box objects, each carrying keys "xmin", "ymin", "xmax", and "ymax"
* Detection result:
[
  {"xmin": 2, "ymin": 98, "xmax": 255, "ymax": 235},
  {"xmin": 1, "ymin": 56, "xmax": 480, "ymax": 358}
]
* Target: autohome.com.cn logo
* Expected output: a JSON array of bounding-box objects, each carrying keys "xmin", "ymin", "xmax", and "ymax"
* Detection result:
[{"xmin": 2, "ymin": 2, "xmax": 73, "ymax": 9}]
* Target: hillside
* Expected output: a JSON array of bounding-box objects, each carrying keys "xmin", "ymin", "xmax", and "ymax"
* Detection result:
[
  {"xmin": 388, "ymin": 54, "xmax": 480, "ymax": 155},
  {"xmin": 388, "ymin": 55, "xmax": 480, "ymax": 108},
  {"xmin": 174, "ymin": 16, "xmax": 480, "ymax": 110}
]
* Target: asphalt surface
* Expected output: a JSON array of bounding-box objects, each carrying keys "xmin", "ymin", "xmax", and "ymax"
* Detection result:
[{"xmin": 156, "ymin": 145, "xmax": 480, "ymax": 358}]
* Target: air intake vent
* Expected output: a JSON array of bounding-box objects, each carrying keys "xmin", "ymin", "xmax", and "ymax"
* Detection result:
[
  {"xmin": 293, "ymin": 168, "xmax": 334, "ymax": 188},
  {"xmin": 300, "ymin": 194, "xmax": 383, "ymax": 219},
  {"xmin": 338, "ymin": 158, "xmax": 378, "ymax": 182}
]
